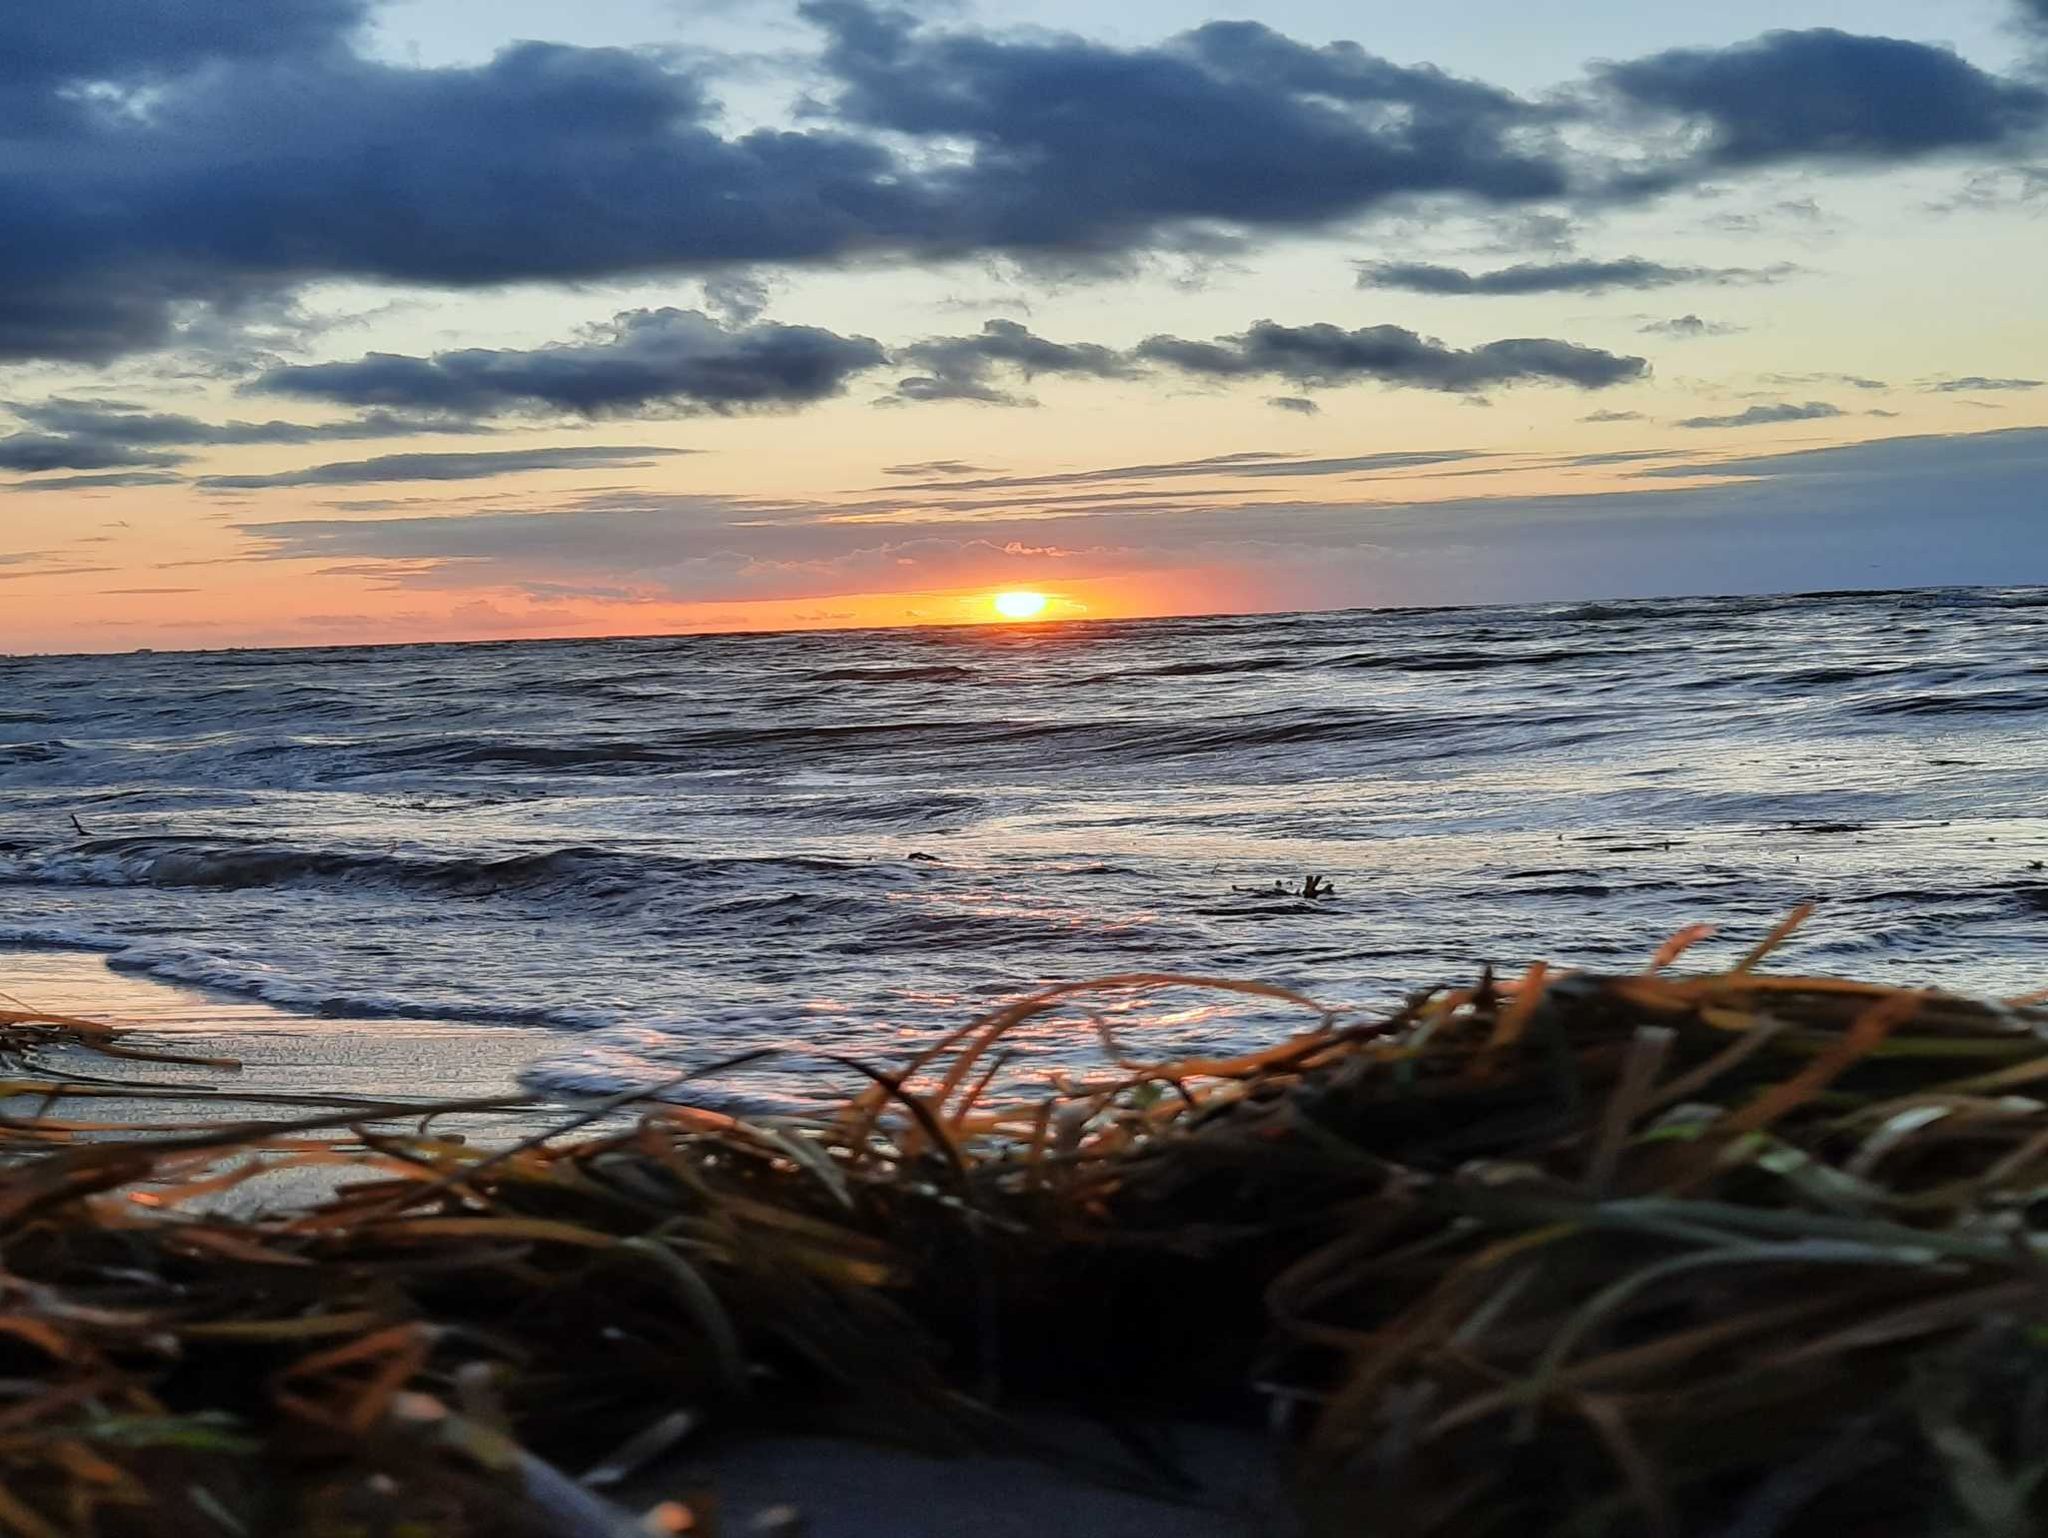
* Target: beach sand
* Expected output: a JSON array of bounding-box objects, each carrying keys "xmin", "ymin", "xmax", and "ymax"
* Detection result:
[
  {"xmin": 0, "ymin": 946, "xmax": 566, "ymax": 1210},
  {"xmin": 0, "ymin": 946, "xmax": 560, "ymax": 1107}
]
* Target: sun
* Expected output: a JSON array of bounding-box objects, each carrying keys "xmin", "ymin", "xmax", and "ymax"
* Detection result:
[{"xmin": 992, "ymin": 590, "xmax": 1051, "ymax": 621}]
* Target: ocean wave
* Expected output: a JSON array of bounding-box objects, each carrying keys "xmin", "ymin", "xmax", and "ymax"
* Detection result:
[
  {"xmin": 1138, "ymin": 655, "xmax": 1303, "ymax": 679},
  {"xmin": 101, "ymin": 941, "xmax": 621, "ymax": 1030},
  {"xmin": 742, "ymin": 790, "xmax": 981, "ymax": 825},
  {"xmin": 6, "ymin": 585, "xmax": 2047, "ymax": 1103},
  {"xmin": 0, "ymin": 837, "xmax": 879, "ymax": 902},
  {"xmin": 1331, "ymin": 647, "xmax": 1624, "ymax": 675},
  {"xmin": 1556, "ymin": 602, "xmax": 1643, "ymax": 622},
  {"xmin": 810, "ymin": 664, "xmax": 981, "ymax": 684},
  {"xmin": 1855, "ymin": 691, "xmax": 2048, "ymax": 717},
  {"xmin": 1769, "ymin": 666, "xmax": 1893, "ymax": 687}
]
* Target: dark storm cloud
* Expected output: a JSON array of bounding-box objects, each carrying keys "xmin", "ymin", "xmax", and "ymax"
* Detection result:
[
  {"xmin": 196, "ymin": 446, "xmax": 691, "ymax": 490},
  {"xmin": 0, "ymin": 434, "xmax": 185, "ymax": 473},
  {"xmin": 1926, "ymin": 376, "xmax": 2043, "ymax": 392},
  {"xmin": 257, "ymin": 311, "xmax": 887, "ymax": 416},
  {"xmin": 1357, "ymin": 257, "xmax": 1784, "ymax": 295},
  {"xmin": 5, "ymin": 4, "xmax": 2044, "ymax": 371},
  {"xmin": 1676, "ymin": 402, "xmax": 1846, "ymax": 429},
  {"xmin": 0, "ymin": 0, "xmax": 363, "ymax": 87},
  {"xmin": 1269, "ymin": 397, "xmax": 1321, "ymax": 415},
  {"xmin": 0, "ymin": 3, "xmax": 1576, "ymax": 366},
  {"xmin": 1598, "ymin": 30, "xmax": 2048, "ymax": 171},
  {"xmin": 883, "ymin": 320, "xmax": 1141, "ymax": 405},
  {"xmin": 0, "ymin": 29, "xmax": 915, "ymax": 362},
  {"xmin": 1134, "ymin": 322, "xmax": 1647, "ymax": 393},
  {"xmin": 802, "ymin": 3, "xmax": 1567, "ymax": 245}
]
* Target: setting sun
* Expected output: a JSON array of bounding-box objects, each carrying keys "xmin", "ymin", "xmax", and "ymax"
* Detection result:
[{"xmin": 992, "ymin": 590, "xmax": 1051, "ymax": 621}]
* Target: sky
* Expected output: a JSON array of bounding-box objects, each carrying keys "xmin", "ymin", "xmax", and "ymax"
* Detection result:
[{"xmin": 1, "ymin": 0, "xmax": 2045, "ymax": 651}]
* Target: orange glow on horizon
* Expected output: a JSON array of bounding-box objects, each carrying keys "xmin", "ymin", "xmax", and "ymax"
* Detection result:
[
  {"xmin": 992, "ymin": 590, "xmax": 1052, "ymax": 621},
  {"xmin": 0, "ymin": 564, "xmax": 1263, "ymax": 653}
]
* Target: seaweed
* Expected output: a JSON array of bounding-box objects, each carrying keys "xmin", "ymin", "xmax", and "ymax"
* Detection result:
[{"xmin": 4, "ymin": 912, "xmax": 2048, "ymax": 1535}]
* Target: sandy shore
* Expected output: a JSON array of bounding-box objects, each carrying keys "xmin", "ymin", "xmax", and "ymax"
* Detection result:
[
  {"xmin": 1, "ymin": 946, "xmax": 560, "ymax": 1104},
  {"xmin": 0, "ymin": 946, "xmax": 573, "ymax": 1210}
]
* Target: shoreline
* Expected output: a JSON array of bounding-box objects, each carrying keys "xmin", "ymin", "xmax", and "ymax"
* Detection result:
[
  {"xmin": 0, "ymin": 946, "xmax": 571, "ymax": 1212},
  {"xmin": 0, "ymin": 945, "xmax": 563, "ymax": 1112}
]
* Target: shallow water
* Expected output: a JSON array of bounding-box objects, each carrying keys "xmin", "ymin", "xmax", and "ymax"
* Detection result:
[{"xmin": 4, "ymin": 587, "xmax": 2046, "ymax": 1109}]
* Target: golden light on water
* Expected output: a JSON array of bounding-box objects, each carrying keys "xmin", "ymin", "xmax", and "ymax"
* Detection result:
[{"xmin": 992, "ymin": 590, "xmax": 1052, "ymax": 621}]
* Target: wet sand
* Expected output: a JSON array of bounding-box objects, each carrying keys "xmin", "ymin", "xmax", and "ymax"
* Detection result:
[
  {"xmin": 0, "ymin": 946, "xmax": 569, "ymax": 1210},
  {"xmin": 1, "ymin": 946, "xmax": 561, "ymax": 1109}
]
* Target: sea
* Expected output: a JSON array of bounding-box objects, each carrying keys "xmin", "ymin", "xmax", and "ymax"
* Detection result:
[{"xmin": 4, "ymin": 587, "xmax": 2046, "ymax": 1111}]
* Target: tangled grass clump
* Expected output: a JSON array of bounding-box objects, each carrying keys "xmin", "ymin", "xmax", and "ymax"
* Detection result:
[{"xmin": 4, "ymin": 909, "xmax": 2048, "ymax": 1535}]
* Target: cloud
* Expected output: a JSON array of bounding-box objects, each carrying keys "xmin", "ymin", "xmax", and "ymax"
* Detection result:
[
  {"xmin": 1581, "ymin": 410, "xmax": 1646, "ymax": 423},
  {"xmin": 0, "ymin": 3, "xmax": 1581, "ymax": 366},
  {"xmin": 883, "ymin": 320, "xmax": 1139, "ymax": 405},
  {"xmin": 1599, "ymin": 30, "xmax": 2048, "ymax": 172},
  {"xmin": 7, "ymin": 399, "xmax": 490, "ymax": 446},
  {"xmin": 232, "ymin": 505, "xmax": 1139, "ymax": 602},
  {"xmin": 0, "ymin": 31, "xmax": 927, "ymax": 363},
  {"xmin": 1268, "ymin": 396, "xmax": 1320, "ymax": 415},
  {"xmin": 0, "ymin": 0, "xmax": 364, "ymax": 87},
  {"xmin": 1926, "ymin": 376, "xmax": 2043, "ymax": 392},
  {"xmin": 0, "ymin": 434, "xmax": 185, "ymax": 472},
  {"xmin": 1927, "ymin": 165, "xmax": 2048, "ymax": 213},
  {"xmin": 803, "ymin": 3, "xmax": 1568, "ymax": 244},
  {"xmin": 1675, "ymin": 402, "xmax": 1846, "ymax": 429},
  {"xmin": 1358, "ymin": 257, "xmax": 1788, "ymax": 295},
  {"xmin": 196, "ymin": 446, "xmax": 691, "ymax": 490},
  {"xmin": 269, "ymin": 309, "xmax": 1644, "ymax": 418},
  {"xmin": 881, "ymin": 460, "xmax": 1002, "ymax": 477},
  {"xmin": 5, "ymin": 4, "xmax": 2042, "ymax": 372},
  {"xmin": 878, "ymin": 449, "xmax": 1490, "ymax": 493},
  {"xmin": 1134, "ymin": 321, "xmax": 1647, "ymax": 393},
  {"xmin": 1640, "ymin": 315, "xmax": 1745, "ymax": 338},
  {"xmin": 701, "ymin": 271, "xmax": 772, "ymax": 326},
  {"xmin": 218, "ymin": 428, "xmax": 2048, "ymax": 613},
  {"xmin": 1760, "ymin": 372, "xmax": 1890, "ymax": 391},
  {"xmin": 1564, "ymin": 449, "xmax": 1684, "ymax": 467},
  {"xmin": 0, "ymin": 400, "xmax": 503, "ymax": 485},
  {"xmin": 6, "ymin": 472, "xmax": 187, "ymax": 493},
  {"xmin": 256, "ymin": 310, "xmax": 887, "ymax": 417},
  {"xmin": 0, "ymin": 564, "xmax": 117, "ymax": 582},
  {"xmin": 1636, "ymin": 425, "xmax": 2048, "ymax": 481}
]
